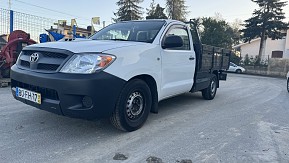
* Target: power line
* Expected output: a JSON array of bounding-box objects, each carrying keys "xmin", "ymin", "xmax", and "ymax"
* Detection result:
[
  {"xmin": 13, "ymin": 0, "xmax": 91, "ymax": 21},
  {"xmin": 0, "ymin": 0, "xmax": 114, "ymax": 26}
]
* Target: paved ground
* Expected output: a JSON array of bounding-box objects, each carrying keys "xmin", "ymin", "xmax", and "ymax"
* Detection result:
[{"xmin": 0, "ymin": 74, "xmax": 289, "ymax": 163}]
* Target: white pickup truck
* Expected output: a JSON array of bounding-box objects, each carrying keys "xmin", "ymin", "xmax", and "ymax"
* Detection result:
[{"xmin": 11, "ymin": 20, "xmax": 230, "ymax": 131}]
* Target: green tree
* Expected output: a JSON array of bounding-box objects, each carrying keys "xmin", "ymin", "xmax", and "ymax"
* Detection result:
[
  {"xmin": 198, "ymin": 17, "xmax": 242, "ymax": 64},
  {"xmin": 230, "ymin": 19, "xmax": 243, "ymax": 46},
  {"xmin": 230, "ymin": 51, "xmax": 242, "ymax": 65},
  {"xmin": 146, "ymin": 0, "xmax": 156, "ymax": 18},
  {"xmin": 241, "ymin": 0, "xmax": 289, "ymax": 61},
  {"xmin": 244, "ymin": 54, "xmax": 250, "ymax": 65},
  {"xmin": 114, "ymin": 0, "xmax": 144, "ymax": 21},
  {"xmin": 200, "ymin": 17, "xmax": 235, "ymax": 49},
  {"xmin": 166, "ymin": 0, "xmax": 188, "ymax": 21},
  {"xmin": 146, "ymin": 1, "xmax": 168, "ymax": 19}
]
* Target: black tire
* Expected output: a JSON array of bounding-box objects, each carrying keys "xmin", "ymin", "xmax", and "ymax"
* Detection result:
[
  {"xmin": 110, "ymin": 79, "xmax": 152, "ymax": 132},
  {"xmin": 287, "ymin": 78, "xmax": 289, "ymax": 93},
  {"xmin": 202, "ymin": 75, "xmax": 217, "ymax": 100},
  {"xmin": 236, "ymin": 69, "xmax": 242, "ymax": 74}
]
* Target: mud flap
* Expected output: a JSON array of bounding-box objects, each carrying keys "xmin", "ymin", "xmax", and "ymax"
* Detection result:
[{"xmin": 219, "ymin": 72, "xmax": 227, "ymax": 81}]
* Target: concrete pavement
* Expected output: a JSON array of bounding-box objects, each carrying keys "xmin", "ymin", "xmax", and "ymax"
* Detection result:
[{"xmin": 0, "ymin": 74, "xmax": 289, "ymax": 163}]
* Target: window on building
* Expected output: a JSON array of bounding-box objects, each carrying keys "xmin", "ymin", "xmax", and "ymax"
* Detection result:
[{"xmin": 271, "ymin": 51, "xmax": 283, "ymax": 58}]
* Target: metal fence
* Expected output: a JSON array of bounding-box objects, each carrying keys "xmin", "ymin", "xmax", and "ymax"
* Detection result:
[
  {"xmin": 0, "ymin": 8, "xmax": 56, "ymax": 42},
  {"xmin": 241, "ymin": 54, "xmax": 270, "ymax": 66},
  {"xmin": 0, "ymin": 8, "xmax": 10, "ymax": 36}
]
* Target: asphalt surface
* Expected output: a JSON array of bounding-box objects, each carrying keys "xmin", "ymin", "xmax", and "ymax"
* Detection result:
[{"xmin": 0, "ymin": 74, "xmax": 289, "ymax": 163}]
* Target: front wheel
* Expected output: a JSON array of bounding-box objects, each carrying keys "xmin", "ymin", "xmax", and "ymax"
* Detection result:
[
  {"xmin": 110, "ymin": 79, "xmax": 152, "ymax": 132},
  {"xmin": 202, "ymin": 75, "xmax": 217, "ymax": 100}
]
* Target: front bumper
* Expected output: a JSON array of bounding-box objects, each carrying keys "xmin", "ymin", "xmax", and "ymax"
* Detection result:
[{"xmin": 10, "ymin": 65, "xmax": 126, "ymax": 119}]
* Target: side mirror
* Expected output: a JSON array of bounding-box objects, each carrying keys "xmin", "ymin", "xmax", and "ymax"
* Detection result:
[{"xmin": 162, "ymin": 35, "xmax": 183, "ymax": 49}]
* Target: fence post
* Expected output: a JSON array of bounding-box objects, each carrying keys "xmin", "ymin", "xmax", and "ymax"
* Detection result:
[
  {"xmin": 73, "ymin": 25, "xmax": 76, "ymax": 37},
  {"xmin": 10, "ymin": 10, "xmax": 14, "ymax": 33}
]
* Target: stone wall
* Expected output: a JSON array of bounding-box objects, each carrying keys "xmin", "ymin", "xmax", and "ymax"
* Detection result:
[{"xmin": 244, "ymin": 58, "xmax": 289, "ymax": 78}]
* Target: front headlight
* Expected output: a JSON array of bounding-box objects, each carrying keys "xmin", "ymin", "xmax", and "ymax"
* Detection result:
[{"xmin": 60, "ymin": 54, "xmax": 115, "ymax": 74}]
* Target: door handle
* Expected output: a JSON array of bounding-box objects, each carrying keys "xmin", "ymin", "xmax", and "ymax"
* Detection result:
[{"xmin": 189, "ymin": 57, "xmax": 195, "ymax": 60}]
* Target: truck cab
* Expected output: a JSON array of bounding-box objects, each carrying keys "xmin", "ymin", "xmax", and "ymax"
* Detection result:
[{"xmin": 11, "ymin": 20, "xmax": 230, "ymax": 131}]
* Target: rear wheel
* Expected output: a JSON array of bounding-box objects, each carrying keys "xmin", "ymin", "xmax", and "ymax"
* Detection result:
[
  {"xmin": 202, "ymin": 75, "xmax": 217, "ymax": 100},
  {"xmin": 287, "ymin": 78, "xmax": 289, "ymax": 93},
  {"xmin": 236, "ymin": 69, "xmax": 242, "ymax": 74},
  {"xmin": 110, "ymin": 79, "xmax": 152, "ymax": 132}
]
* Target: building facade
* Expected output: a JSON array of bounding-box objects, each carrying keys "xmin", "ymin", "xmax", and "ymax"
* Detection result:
[
  {"xmin": 47, "ymin": 21, "xmax": 93, "ymax": 41},
  {"xmin": 234, "ymin": 30, "xmax": 289, "ymax": 59}
]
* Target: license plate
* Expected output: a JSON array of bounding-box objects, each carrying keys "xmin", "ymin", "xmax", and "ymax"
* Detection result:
[{"xmin": 16, "ymin": 87, "xmax": 41, "ymax": 104}]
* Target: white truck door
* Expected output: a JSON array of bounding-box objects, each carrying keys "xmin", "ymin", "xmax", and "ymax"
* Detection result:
[{"xmin": 160, "ymin": 25, "xmax": 195, "ymax": 99}]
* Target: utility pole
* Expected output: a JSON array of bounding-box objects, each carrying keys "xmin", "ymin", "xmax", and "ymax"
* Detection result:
[
  {"xmin": 8, "ymin": 0, "xmax": 11, "ymax": 10},
  {"xmin": 9, "ymin": 0, "xmax": 14, "ymax": 33},
  {"xmin": 172, "ymin": 0, "xmax": 175, "ymax": 20}
]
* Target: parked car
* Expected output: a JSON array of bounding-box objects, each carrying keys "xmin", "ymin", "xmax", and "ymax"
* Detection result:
[
  {"xmin": 227, "ymin": 62, "xmax": 246, "ymax": 73},
  {"xmin": 287, "ymin": 72, "xmax": 289, "ymax": 92}
]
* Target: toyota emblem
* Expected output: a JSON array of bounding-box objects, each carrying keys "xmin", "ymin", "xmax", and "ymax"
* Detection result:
[{"xmin": 30, "ymin": 53, "xmax": 40, "ymax": 63}]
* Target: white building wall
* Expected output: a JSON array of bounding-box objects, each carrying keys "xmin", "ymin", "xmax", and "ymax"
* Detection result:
[
  {"xmin": 264, "ymin": 38, "xmax": 286, "ymax": 58},
  {"xmin": 239, "ymin": 30, "xmax": 289, "ymax": 59},
  {"xmin": 240, "ymin": 40, "xmax": 260, "ymax": 58}
]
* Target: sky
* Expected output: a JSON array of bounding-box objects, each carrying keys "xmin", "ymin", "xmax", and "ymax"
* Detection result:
[{"xmin": 0, "ymin": 0, "xmax": 289, "ymax": 29}]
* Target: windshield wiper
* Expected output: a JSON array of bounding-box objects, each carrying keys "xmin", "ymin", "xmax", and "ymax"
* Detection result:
[{"xmin": 108, "ymin": 39, "xmax": 128, "ymax": 41}]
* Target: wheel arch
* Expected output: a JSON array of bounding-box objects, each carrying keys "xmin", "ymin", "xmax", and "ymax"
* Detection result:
[{"xmin": 129, "ymin": 74, "xmax": 159, "ymax": 114}]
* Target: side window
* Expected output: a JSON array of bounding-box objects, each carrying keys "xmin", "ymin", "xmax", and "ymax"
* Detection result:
[{"xmin": 164, "ymin": 27, "xmax": 190, "ymax": 50}]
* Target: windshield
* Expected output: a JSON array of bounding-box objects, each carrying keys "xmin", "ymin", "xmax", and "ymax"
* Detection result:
[{"xmin": 90, "ymin": 21, "xmax": 166, "ymax": 43}]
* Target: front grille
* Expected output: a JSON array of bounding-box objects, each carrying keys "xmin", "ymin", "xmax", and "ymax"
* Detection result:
[
  {"xmin": 23, "ymin": 51, "xmax": 68, "ymax": 59},
  {"xmin": 38, "ymin": 63, "xmax": 59, "ymax": 71},
  {"xmin": 18, "ymin": 50, "xmax": 71, "ymax": 72},
  {"xmin": 12, "ymin": 80, "xmax": 59, "ymax": 100},
  {"xmin": 21, "ymin": 60, "xmax": 30, "ymax": 68}
]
